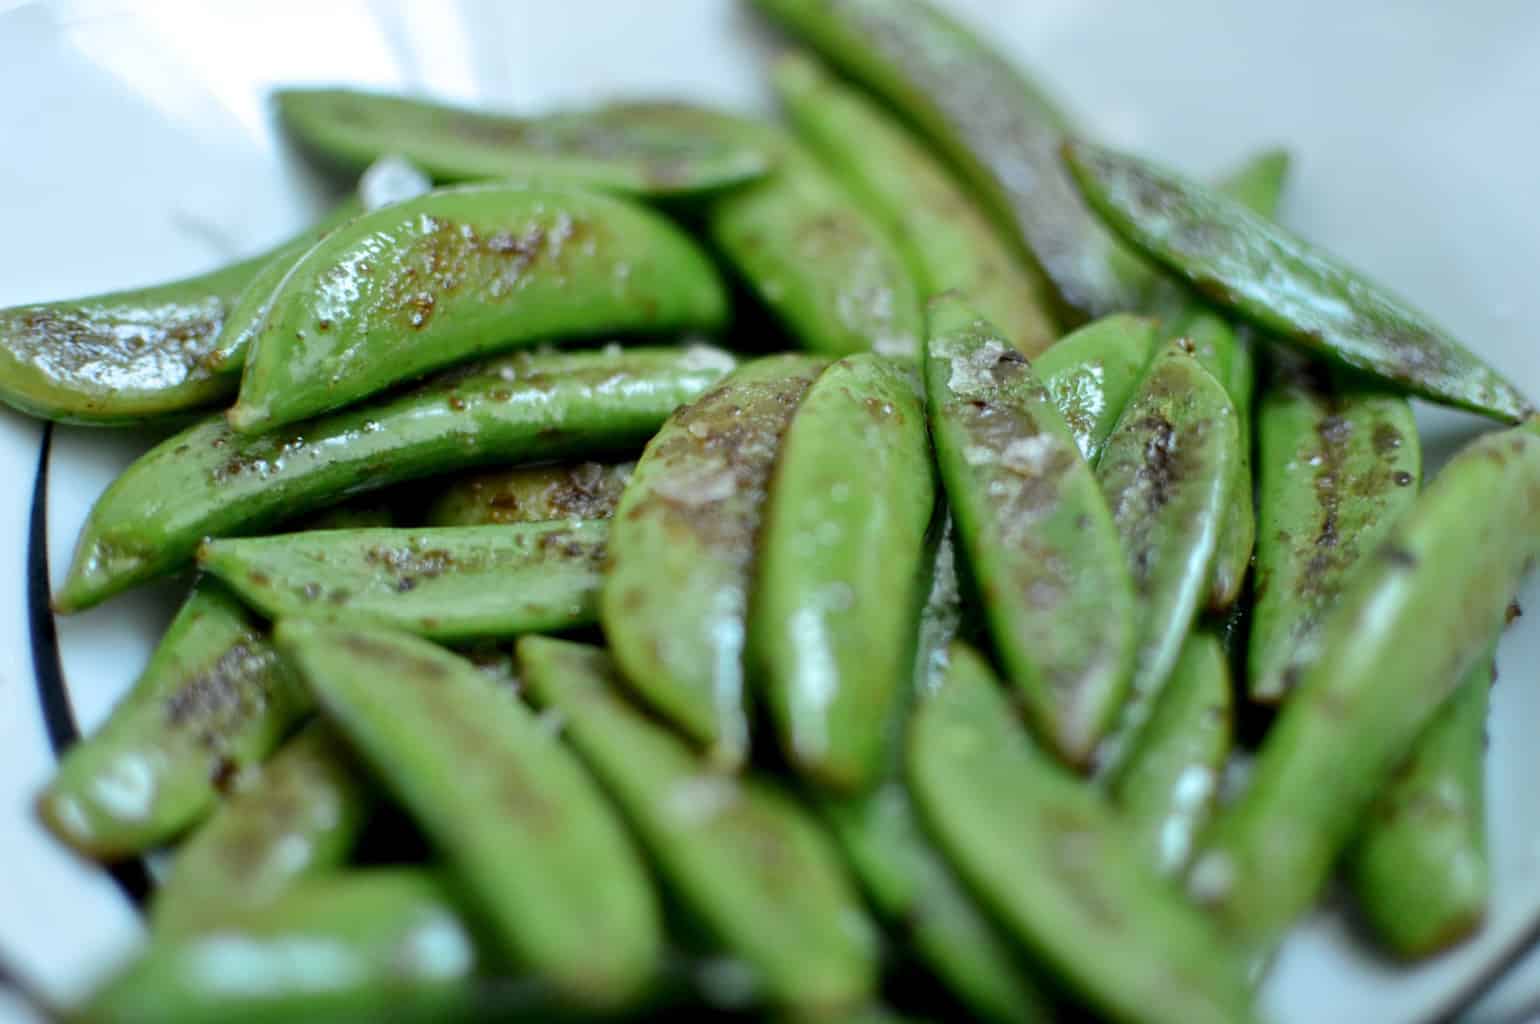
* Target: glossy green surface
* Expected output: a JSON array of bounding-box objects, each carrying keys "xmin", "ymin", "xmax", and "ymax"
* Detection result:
[
  {"xmin": 752, "ymin": 354, "xmax": 936, "ymax": 792},
  {"xmin": 229, "ymin": 184, "xmax": 727, "ymax": 432},
  {"xmin": 1191, "ymin": 421, "xmax": 1540, "ymax": 953},
  {"xmin": 1033, "ymin": 313, "xmax": 1158, "ymax": 463},
  {"xmin": 926, "ymin": 298, "xmax": 1134, "ymax": 766},
  {"xmin": 908, "ymin": 644, "xmax": 1255, "ymax": 1024},
  {"xmin": 423, "ymin": 461, "xmax": 633, "ymax": 527},
  {"xmin": 200, "ymin": 522, "xmax": 606, "ymax": 641},
  {"xmin": 277, "ymin": 89, "xmax": 773, "ymax": 196},
  {"xmin": 773, "ymin": 51, "xmax": 1057, "ymax": 356},
  {"xmin": 1065, "ymin": 140, "xmax": 1533, "ymax": 422},
  {"xmin": 1249, "ymin": 357, "xmax": 1421, "ymax": 703},
  {"xmin": 80, "ymin": 870, "xmax": 479, "ymax": 1024},
  {"xmin": 1349, "ymin": 647, "xmax": 1493, "ymax": 959},
  {"xmin": 1094, "ymin": 341, "xmax": 1239, "ymax": 774},
  {"xmin": 276, "ymin": 621, "xmax": 662, "ymax": 1010},
  {"xmin": 56, "ymin": 344, "xmax": 734, "ymax": 612},
  {"xmin": 151, "ymin": 721, "xmax": 374, "ymax": 936},
  {"xmin": 518, "ymin": 637, "xmax": 879, "ymax": 1015},
  {"xmin": 37, "ymin": 582, "xmax": 309, "ymax": 859},
  {"xmin": 753, "ymin": 0, "xmax": 1146, "ymax": 322},
  {"xmin": 1110, "ymin": 632, "xmax": 1231, "ymax": 877},
  {"xmin": 602, "ymin": 354, "xmax": 824, "ymax": 765}
]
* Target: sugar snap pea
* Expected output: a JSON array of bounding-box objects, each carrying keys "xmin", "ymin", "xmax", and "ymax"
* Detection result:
[
  {"xmin": 1064, "ymin": 140, "xmax": 1534, "ymax": 422},
  {"xmin": 1110, "ymin": 632, "xmax": 1232, "ymax": 877},
  {"xmin": 1249, "ymin": 356, "xmax": 1421, "ymax": 703},
  {"xmin": 752, "ymin": 354, "xmax": 936, "ymax": 792},
  {"xmin": 753, "ymin": 0, "xmax": 1147, "ymax": 322},
  {"xmin": 0, "ymin": 202, "xmax": 359, "ymax": 426},
  {"xmin": 1348, "ymin": 645, "xmax": 1494, "ymax": 959},
  {"xmin": 1032, "ymin": 314, "xmax": 1158, "ymax": 463},
  {"xmin": 80, "ymin": 869, "xmax": 480, "ymax": 1024},
  {"xmin": 275, "ymin": 620, "xmax": 662, "ymax": 1010},
  {"xmin": 925, "ymin": 297, "xmax": 1135, "ymax": 766},
  {"xmin": 772, "ymin": 51, "xmax": 1057, "ymax": 356},
  {"xmin": 1189, "ymin": 420, "xmax": 1540, "ymax": 953},
  {"xmin": 295, "ymin": 500, "xmax": 395, "ymax": 532},
  {"xmin": 705, "ymin": 126, "xmax": 922, "ymax": 359},
  {"xmin": 908, "ymin": 643, "xmax": 1256, "ymax": 1024},
  {"xmin": 36, "ymin": 582, "xmax": 309, "ymax": 860},
  {"xmin": 276, "ymin": 88, "xmax": 773, "ymax": 197},
  {"xmin": 150, "ymin": 721, "xmax": 374, "ymax": 937},
  {"xmin": 1093, "ymin": 340, "xmax": 1239, "ymax": 775},
  {"xmin": 603, "ymin": 354, "xmax": 824, "ymax": 765},
  {"xmin": 200, "ymin": 522, "xmax": 606, "ymax": 641},
  {"xmin": 517, "ymin": 637, "xmax": 879, "ymax": 1015},
  {"xmin": 55, "ymin": 344, "xmax": 733, "ymax": 612},
  {"xmin": 228, "ymin": 185, "xmax": 728, "ymax": 432},
  {"xmin": 423, "ymin": 461, "xmax": 633, "ymax": 527}
]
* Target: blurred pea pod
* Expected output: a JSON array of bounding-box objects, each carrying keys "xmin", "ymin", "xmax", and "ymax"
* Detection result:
[
  {"xmin": 423, "ymin": 461, "xmax": 633, "ymax": 527},
  {"xmin": 752, "ymin": 0, "xmax": 1147, "ymax": 323},
  {"xmin": 926, "ymin": 298, "xmax": 1135, "ymax": 766},
  {"xmin": 1349, "ymin": 646, "xmax": 1494, "ymax": 959},
  {"xmin": 518, "ymin": 637, "xmax": 880, "ymax": 1015},
  {"xmin": 1249, "ymin": 356, "xmax": 1420, "ymax": 703},
  {"xmin": 228, "ymin": 184, "xmax": 728, "ymax": 433},
  {"xmin": 1191, "ymin": 420, "xmax": 1540, "ymax": 954},
  {"xmin": 276, "ymin": 88, "xmax": 773, "ymax": 198},
  {"xmin": 200, "ymin": 522, "xmax": 606, "ymax": 642},
  {"xmin": 79, "ymin": 870, "xmax": 481, "ymax": 1024},
  {"xmin": 752, "ymin": 354, "xmax": 936, "ymax": 792},
  {"xmin": 772, "ymin": 51, "xmax": 1057, "ymax": 356},
  {"xmin": 55, "ymin": 344, "xmax": 734, "ymax": 612},
  {"xmin": 0, "ymin": 202, "xmax": 358, "ymax": 425},
  {"xmin": 1033, "ymin": 314, "xmax": 1158, "ymax": 463},
  {"xmin": 276, "ymin": 621, "xmax": 663, "ymax": 1011},
  {"xmin": 1094, "ymin": 340, "xmax": 1239, "ymax": 776},
  {"xmin": 37, "ymin": 582, "xmax": 309, "ymax": 860},
  {"xmin": 1064, "ymin": 140, "xmax": 1533, "ymax": 422},
  {"xmin": 150, "ymin": 721, "xmax": 374, "ymax": 936},
  {"xmin": 603, "ymin": 354, "xmax": 824, "ymax": 766},
  {"xmin": 1110, "ymin": 632, "xmax": 1232, "ymax": 877},
  {"xmin": 908, "ymin": 644, "xmax": 1256, "ymax": 1024}
]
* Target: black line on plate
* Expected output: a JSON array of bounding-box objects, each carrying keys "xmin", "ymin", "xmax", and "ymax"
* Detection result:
[
  {"xmin": 1421, "ymin": 915, "xmax": 1540, "ymax": 1023},
  {"xmin": 27, "ymin": 425, "xmax": 153, "ymax": 909}
]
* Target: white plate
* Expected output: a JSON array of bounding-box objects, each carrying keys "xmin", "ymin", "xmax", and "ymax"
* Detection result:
[{"xmin": 1, "ymin": 1, "xmax": 1537, "ymax": 1021}]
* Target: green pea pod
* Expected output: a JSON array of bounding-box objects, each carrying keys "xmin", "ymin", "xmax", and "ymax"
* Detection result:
[
  {"xmin": 0, "ymin": 203, "xmax": 359, "ymax": 426},
  {"xmin": 925, "ymin": 297, "xmax": 1135, "ymax": 766},
  {"xmin": 1249, "ymin": 357, "xmax": 1421, "ymax": 703},
  {"xmin": 772, "ymin": 51, "xmax": 1057, "ymax": 357},
  {"xmin": 150, "ymin": 721, "xmax": 375, "ymax": 937},
  {"xmin": 1349, "ymin": 645, "xmax": 1494, "ymax": 959},
  {"xmin": 706, "ymin": 123, "xmax": 922, "ymax": 359},
  {"xmin": 1110, "ymin": 632, "xmax": 1232, "ymax": 877},
  {"xmin": 55, "ymin": 344, "xmax": 734, "ymax": 612},
  {"xmin": 1094, "ymin": 340, "xmax": 1239, "ymax": 775},
  {"xmin": 908, "ymin": 644, "xmax": 1256, "ymax": 1024},
  {"xmin": 276, "ymin": 88, "xmax": 773, "ymax": 197},
  {"xmin": 275, "ymin": 620, "xmax": 662, "ymax": 1010},
  {"xmin": 752, "ymin": 354, "xmax": 936, "ymax": 792},
  {"xmin": 1190, "ymin": 420, "xmax": 1540, "ymax": 954},
  {"xmin": 517, "ymin": 637, "xmax": 879, "ymax": 1015},
  {"xmin": 1033, "ymin": 314, "xmax": 1159, "ymax": 463},
  {"xmin": 1063, "ymin": 140, "xmax": 1533, "ymax": 422},
  {"xmin": 752, "ymin": 0, "xmax": 1146, "ymax": 323},
  {"xmin": 199, "ymin": 522, "xmax": 606, "ymax": 642},
  {"xmin": 603, "ymin": 354, "xmax": 824, "ymax": 765},
  {"xmin": 79, "ymin": 869, "xmax": 480, "ymax": 1024},
  {"xmin": 36, "ymin": 582, "xmax": 309, "ymax": 860},
  {"xmin": 423, "ymin": 461, "xmax": 633, "ymax": 527},
  {"xmin": 228, "ymin": 185, "xmax": 727, "ymax": 433},
  {"xmin": 294, "ymin": 500, "xmax": 396, "ymax": 532}
]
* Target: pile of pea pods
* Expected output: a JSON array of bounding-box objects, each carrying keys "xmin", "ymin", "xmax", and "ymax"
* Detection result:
[{"xmin": 10, "ymin": 2, "xmax": 1538, "ymax": 1021}]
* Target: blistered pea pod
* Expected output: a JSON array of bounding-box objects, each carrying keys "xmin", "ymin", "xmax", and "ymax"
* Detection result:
[
  {"xmin": 1032, "ymin": 314, "xmax": 1158, "ymax": 464},
  {"xmin": 423, "ymin": 461, "xmax": 633, "ymax": 527}
]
